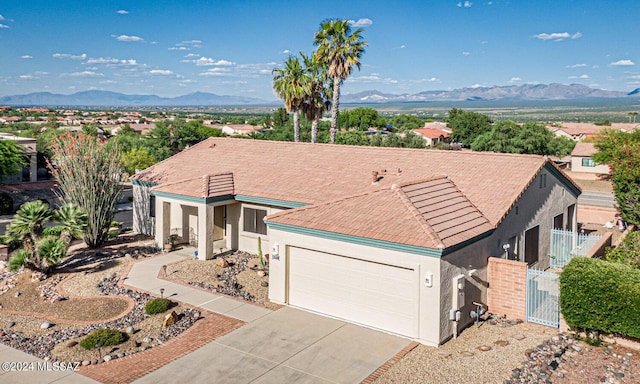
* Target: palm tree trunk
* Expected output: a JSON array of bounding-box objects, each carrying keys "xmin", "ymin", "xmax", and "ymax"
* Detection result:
[
  {"xmin": 293, "ymin": 109, "xmax": 300, "ymax": 142},
  {"xmin": 311, "ymin": 116, "xmax": 319, "ymax": 143},
  {"xmin": 330, "ymin": 78, "xmax": 341, "ymax": 144}
]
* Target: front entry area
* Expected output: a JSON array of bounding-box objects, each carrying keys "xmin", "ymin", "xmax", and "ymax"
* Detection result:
[{"xmin": 287, "ymin": 247, "xmax": 420, "ymax": 338}]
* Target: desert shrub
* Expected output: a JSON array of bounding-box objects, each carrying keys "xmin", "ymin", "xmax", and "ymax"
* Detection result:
[
  {"xmin": 0, "ymin": 235, "xmax": 21, "ymax": 251},
  {"xmin": 43, "ymin": 226, "xmax": 64, "ymax": 236},
  {"xmin": 79, "ymin": 328, "xmax": 127, "ymax": 350},
  {"xmin": 145, "ymin": 297, "xmax": 171, "ymax": 314},
  {"xmin": 0, "ymin": 192, "xmax": 12, "ymax": 215},
  {"xmin": 560, "ymin": 257, "xmax": 640, "ymax": 339},
  {"xmin": 110, "ymin": 221, "xmax": 123, "ymax": 228},
  {"xmin": 604, "ymin": 230, "xmax": 640, "ymax": 269},
  {"xmin": 106, "ymin": 230, "xmax": 119, "ymax": 240},
  {"xmin": 7, "ymin": 249, "xmax": 28, "ymax": 271}
]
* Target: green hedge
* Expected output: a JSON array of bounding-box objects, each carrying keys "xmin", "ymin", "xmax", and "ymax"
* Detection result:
[
  {"xmin": 560, "ymin": 257, "xmax": 640, "ymax": 339},
  {"xmin": 80, "ymin": 328, "xmax": 127, "ymax": 350}
]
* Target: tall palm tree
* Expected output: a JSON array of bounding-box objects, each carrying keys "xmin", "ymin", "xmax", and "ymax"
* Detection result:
[
  {"xmin": 313, "ymin": 19, "xmax": 367, "ymax": 143},
  {"xmin": 272, "ymin": 55, "xmax": 310, "ymax": 142},
  {"xmin": 300, "ymin": 52, "xmax": 332, "ymax": 143}
]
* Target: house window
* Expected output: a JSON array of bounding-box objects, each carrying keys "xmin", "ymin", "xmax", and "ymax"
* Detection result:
[
  {"xmin": 524, "ymin": 226, "xmax": 539, "ymax": 265},
  {"xmin": 566, "ymin": 204, "xmax": 575, "ymax": 231},
  {"xmin": 582, "ymin": 158, "xmax": 596, "ymax": 167},
  {"xmin": 243, "ymin": 207, "xmax": 267, "ymax": 235},
  {"xmin": 149, "ymin": 195, "xmax": 156, "ymax": 218},
  {"xmin": 553, "ymin": 214, "xmax": 563, "ymax": 230}
]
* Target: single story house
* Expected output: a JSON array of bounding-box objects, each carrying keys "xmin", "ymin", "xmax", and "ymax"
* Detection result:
[
  {"xmin": 413, "ymin": 128, "xmax": 450, "ymax": 147},
  {"xmin": 0, "ymin": 132, "xmax": 37, "ymax": 183},
  {"xmin": 130, "ymin": 138, "xmax": 580, "ymax": 346},
  {"xmin": 570, "ymin": 142, "xmax": 609, "ymax": 175}
]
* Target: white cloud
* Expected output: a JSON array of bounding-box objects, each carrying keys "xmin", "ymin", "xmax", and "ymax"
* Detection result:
[
  {"xmin": 0, "ymin": 24, "xmax": 9, "ymax": 29},
  {"xmin": 349, "ymin": 18, "xmax": 373, "ymax": 27},
  {"xmin": 457, "ymin": 1, "xmax": 473, "ymax": 7},
  {"xmin": 0, "ymin": 14, "xmax": 4, "ymax": 20},
  {"xmin": 168, "ymin": 46, "xmax": 188, "ymax": 51},
  {"xmin": 611, "ymin": 59, "xmax": 635, "ymax": 66},
  {"xmin": 462, "ymin": 51, "xmax": 471, "ymax": 56},
  {"xmin": 534, "ymin": 32, "xmax": 581, "ymax": 41},
  {"xmin": 149, "ymin": 69, "xmax": 174, "ymax": 75},
  {"xmin": 169, "ymin": 40, "xmax": 202, "ymax": 51},
  {"xmin": 509, "ymin": 77, "xmax": 522, "ymax": 82},
  {"xmin": 568, "ymin": 74, "xmax": 589, "ymax": 79},
  {"xmin": 184, "ymin": 53, "xmax": 200, "ymax": 58},
  {"xmin": 471, "ymin": 84, "xmax": 483, "ymax": 88},
  {"xmin": 399, "ymin": 45, "xmax": 406, "ymax": 49},
  {"xmin": 113, "ymin": 35, "xmax": 145, "ymax": 42},
  {"xmin": 565, "ymin": 63, "xmax": 587, "ymax": 68},
  {"xmin": 19, "ymin": 75, "xmax": 33, "ymax": 79},
  {"xmin": 282, "ymin": 49, "xmax": 291, "ymax": 54},
  {"xmin": 195, "ymin": 57, "xmax": 236, "ymax": 66},
  {"xmin": 60, "ymin": 71, "xmax": 104, "ymax": 78},
  {"xmin": 53, "ymin": 53, "xmax": 87, "ymax": 60},
  {"xmin": 21, "ymin": 55, "xmax": 32, "ymax": 59},
  {"xmin": 199, "ymin": 68, "xmax": 232, "ymax": 76},
  {"xmin": 414, "ymin": 77, "xmax": 441, "ymax": 83},
  {"xmin": 117, "ymin": 10, "xmax": 129, "ymax": 15},
  {"xmin": 86, "ymin": 57, "xmax": 138, "ymax": 66}
]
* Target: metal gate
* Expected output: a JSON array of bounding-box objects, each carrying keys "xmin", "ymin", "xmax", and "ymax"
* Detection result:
[{"xmin": 526, "ymin": 268, "xmax": 560, "ymax": 328}]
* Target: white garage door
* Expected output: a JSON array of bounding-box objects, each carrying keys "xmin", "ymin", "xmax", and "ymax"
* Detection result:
[{"xmin": 288, "ymin": 247, "xmax": 420, "ymax": 338}]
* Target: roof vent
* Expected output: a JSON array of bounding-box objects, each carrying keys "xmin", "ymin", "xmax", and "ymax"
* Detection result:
[
  {"xmin": 396, "ymin": 168, "xmax": 402, "ymax": 176},
  {"xmin": 372, "ymin": 170, "xmax": 380, "ymax": 183}
]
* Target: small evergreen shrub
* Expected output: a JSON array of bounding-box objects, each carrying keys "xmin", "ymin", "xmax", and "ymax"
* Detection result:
[
  {"xmin": 79, "ymin": 328, "xmax": 127, "ymax": 350},
  {"xmin": 43, "ymin": 226, "xmax": 65, "ymax": 236},
  {"xmin": 145, "ymin": 298, "xmax": 171, "ymax": 314},
  {"xmin": 560, "ymin": 257, "xmax": 640, "ymax": 339},
  {"xmin": 0, "ymin": 192, "xmax": 13, "ymax": 215},
  {"xmin": 106, "ymin": 230, "xmax": 119, "ymax": 240}
]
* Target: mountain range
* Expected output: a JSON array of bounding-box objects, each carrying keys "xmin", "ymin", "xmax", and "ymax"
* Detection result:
[{"xmin": 1, "ymin": 84, "xmax": 639, "ymax": 107}]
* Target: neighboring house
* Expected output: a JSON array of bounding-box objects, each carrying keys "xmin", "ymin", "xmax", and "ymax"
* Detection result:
[
  {"xmin": 0, "ymin": 132, "xmax": 37, "ymax": 183},
  {"xmin": 570, "ymin": 142, "xmax": 609, "ymax": 174},
  {"xmin": 413, "ymin": 128, "xmax": 450, "ymax": 147},
  {"xmin": 219, "ymin": 124, "xmax": 262, "ymax": 136},
  {"xmin": 548, "ymin": 122, "xmax": 640, "ymax": 141},
  {"xmin": 130, "ymin": 138, "xmax": 580, "ymax": 346}
]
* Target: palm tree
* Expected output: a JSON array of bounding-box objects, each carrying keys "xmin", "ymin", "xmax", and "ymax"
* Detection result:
[
  {"xmin": 7, "ymin": 200, "xmax": 52, "ymax": 253},
  {"xmin": 313, "ymin": 19, "xmax": 367, "ymax": 143},
  {"xmin": 300, "ymin": 52, "xmax": 332, "ymax": 143},
  {"xmin": 54, "ymin": 203, "xmax": 88, "ymax": 246},
  {"xmin": 272, "ymin": 55, "xmax": 310, "ymax": 142}
]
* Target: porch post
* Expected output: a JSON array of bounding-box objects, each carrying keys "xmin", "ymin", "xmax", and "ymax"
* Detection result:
[{"xmin": 197, "ymin": 203, "xmax": 214, "ymax": 260}]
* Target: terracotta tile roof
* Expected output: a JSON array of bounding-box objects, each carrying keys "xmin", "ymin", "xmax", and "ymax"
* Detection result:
[
  {"xmin": 570, "ymin": 142, "xmax": 598, "ymax": 158},
  {"xmin": 266, "ymin": 177, "xmax": 493, "ymax": 249},
  {"xmin": 152, "ymin": 172, "xmax": 234, "ymax": 198},
  {"xmin": 132, "ymin": 138, "xmax": 564, "ymax": 228},
  {"xmin": 413, "ymin": 128, "xmax": 449, "ymax": 139}
]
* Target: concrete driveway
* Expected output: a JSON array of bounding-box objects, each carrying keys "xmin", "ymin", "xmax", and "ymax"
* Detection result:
[{"xmin": 134, "ymin": 307, "xmax": 411, "ymax": 384}]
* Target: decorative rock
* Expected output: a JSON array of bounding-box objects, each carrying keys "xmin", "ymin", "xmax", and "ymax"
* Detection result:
[
  {"xmin": 125, "ymin": 326, "xmax": 134, "ymax": 334},
  {"xmin": 437, "ymin": 351, "xmax": 451, "ymax": 358},
  {"xmin": 162, "ymin": 311, "xmax": 179, "ymax": 327},
  {"xmin": 513, "ymin": 334, "xmax": 526, "ymax": 340},
  {"xmin": 216, "ymin": 258, "xmax": 229, "ymax": 268},
  {"xmin": 477, "ymin": 345, "xmax": 492, "ymax": 352},
  {"xmin": 6, "ymin": 321, "xmax": 14, "ymax": 328},
  {"xmin": 460, "ymin": 351, "xmax": 474, "ymax": 357},
  {"xmin": 67, "ymin": 341, "xmax": 78, "ymax": 348},
  {"xmin": 14, "ymin": 292, "xmax": 20, "ymax": 298},
  {"xmin": 103, "ymin": 355, "xmax": 112, "ymax": 362},
  {"xmin": 260, "ymin": 281, "xmax": 269, "ymax": 287},
  {"xmin": 82, "ymin": 360, "xmax": 90, "ymax": 366},
  {"xmin": 494, "ymin": 340, "xmax": 509, "ymax": 347},
  {"xmin": 571, "ymin": 344, "xmax": 582, "ymax": 352},
  {"xmin": 142, "ymin": 337, "xmax": 152, "ymax": 343},
  {"xmin": 117, "ymin": 353, "xmax": 124, "ymax": 358},
  {"xmin": 257, "ymin": 270, "xmax": 266, "ymax": 277},
  {"xmin": 40, "ymin": 322, "xmax": 51, "ymax": 329}
]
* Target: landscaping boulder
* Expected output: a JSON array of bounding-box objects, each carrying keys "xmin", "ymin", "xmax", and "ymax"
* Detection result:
[{"xmin": 162, "ymin": 311, "xmax": 179, "ymax": 327}]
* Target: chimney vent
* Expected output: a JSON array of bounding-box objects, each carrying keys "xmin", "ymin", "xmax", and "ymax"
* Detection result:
[{"xmin": 372, "ymin": 170, "xmax": 379, "ymax": 183}]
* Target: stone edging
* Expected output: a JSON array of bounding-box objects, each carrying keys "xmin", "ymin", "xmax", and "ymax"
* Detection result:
[{"xmin": 360, "ymin": 341, "xmax": 420, "ymax": 384}]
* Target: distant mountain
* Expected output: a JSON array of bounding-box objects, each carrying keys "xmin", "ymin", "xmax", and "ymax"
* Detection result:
[
  {"xmin": 0, "ymin": 91, "xmax": 270, "ymax": 107},
  {"xmin": 343, "ymin": 83, "xmax": 638, "ymax": 103}
]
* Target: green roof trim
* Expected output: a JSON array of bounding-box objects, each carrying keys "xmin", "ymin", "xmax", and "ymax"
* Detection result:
[
  {"xmin": 545, "ymin": 162, "xmax": 581, "ymax": 197},
  {"xmin": 130, "ymin": 179, "xmax": 158, "ymax": 187},
  {"xmin": 235, "ymin": 194, "xmax": 308, "ymax": 209},
  {"xmin": 152, "ymin": 191, "xmax": 234, "ymax": 204},
  {"xmin": 266, "ymin": 222, "xmax": 443, "ymax": 258}
]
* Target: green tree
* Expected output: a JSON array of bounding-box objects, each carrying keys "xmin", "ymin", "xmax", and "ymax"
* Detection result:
[
  {"xmin": 447, "ymin": 108, "xmax": 493, "ymax": 145},
  {"xmin": 300, "ymin": 52, "xmax": 332, "ymax": 143},
  {"xmin": 49, "ymin": 132, "xmax": 123, "ymax": 248},
  {"xmin": 340, "ymin": 107, "xmax": 382, "ymax": 130},
  {"xmin": 314, "ymin": 19, "xmax": 367, "ymax": 143},
  {"xmin": 388, "ymin": 114, "xmax": 424, "ymax": 131},
  {"xmin": 0, "ymin": 140, "xmax": 27, "ymax": 182},
  {"xmin": 121, "ymin": 148, "xmax": 155, "ymax": 174},
  {"xmin": 272, "ymin": 55, "xmax": 310, "ymax": 142},
  {"xmin": 272, "ymin": 107, "xmax": 289, "ymax": 127}
]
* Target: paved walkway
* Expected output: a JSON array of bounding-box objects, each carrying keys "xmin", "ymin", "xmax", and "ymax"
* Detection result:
[{"xmin": 1, "ymin": 248, "xmax": 413, "ymax": 384}]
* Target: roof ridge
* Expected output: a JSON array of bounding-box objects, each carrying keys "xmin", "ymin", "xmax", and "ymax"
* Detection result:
[{"xmin": 392, "ymin": 184, "xmax": 445, "ymax": 249}]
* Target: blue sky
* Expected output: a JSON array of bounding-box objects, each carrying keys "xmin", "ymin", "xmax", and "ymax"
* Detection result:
[{"xmin": 1, "ymin": 0, "xmax": 638, "ymax": 101}]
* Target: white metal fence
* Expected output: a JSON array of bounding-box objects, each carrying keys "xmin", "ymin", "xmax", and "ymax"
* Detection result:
[{"xmin": 549, "ymin": 228, "xmax": 602, "ymax": 269}]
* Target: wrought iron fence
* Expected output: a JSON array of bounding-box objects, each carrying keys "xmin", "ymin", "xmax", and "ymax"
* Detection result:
[{"xmin": 549, "ymin": 228, "xmax": 601, "ymax": 269}]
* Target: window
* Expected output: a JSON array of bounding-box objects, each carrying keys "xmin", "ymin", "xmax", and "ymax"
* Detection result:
[
  {"xmin": 149, "ymin": 195, "xmax": 156, "ymax": 218},
  {"xmin": 566, "ymin": 204, "xmax": 575, "ymax": 231},
  {"xmin": 553, "ymin": 214, "xmax": 563, "ymax": 230},
  {"xmin": 582, "ymin": 158, "xmax": 596, "ymax": 167},
  {"xmin": 524, "ymin": 226, "xmax": 539, "ymax": 265},
  {"xmin": 243, "ymin": 207, "xmax": 267, "ymax": 235}
]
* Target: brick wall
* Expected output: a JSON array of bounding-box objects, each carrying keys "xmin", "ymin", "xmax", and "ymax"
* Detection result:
[{"xmin": 487, "ymin": 257, "xmax": 527, "ymax": 321}]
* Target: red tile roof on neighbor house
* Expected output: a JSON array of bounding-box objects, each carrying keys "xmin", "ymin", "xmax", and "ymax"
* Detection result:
[
  {"xmin": 570, "ymin": 142, "xmax": 598, "ymax": 158},
  {"xmin": 413, "ymin": 128, "xmax": 449, "ymax": 139},
  {"xmin": 132, "ymin": 138, "xmax": 577, "ymax": 247}
]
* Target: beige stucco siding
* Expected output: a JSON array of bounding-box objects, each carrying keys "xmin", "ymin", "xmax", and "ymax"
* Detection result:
[{"xmin": 571, "ymin": 156, "xmax": 609, "ymax": 174}]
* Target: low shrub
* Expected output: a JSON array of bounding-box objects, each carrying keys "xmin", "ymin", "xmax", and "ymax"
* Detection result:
[
  {"xmin": 145, "ymin": 297, "xmax": 171, "ymax": 314},
  {"xmin": 604, "ymin": 230, "xmax": 640, "ymax": 269},
  {"xmin": 0, "ymin": 192, "xmax": 12, "ymax": 215},
  {"xmin": 106, "ymin": 230, "xmax": 119, "ymax": 240},
  {"xmin": 560, "ymin": 257, "xmax": 640, "ymax": 339},
  {"xmin": 79, "ymin": 328, "xmax": 127, "ymax": 350}
]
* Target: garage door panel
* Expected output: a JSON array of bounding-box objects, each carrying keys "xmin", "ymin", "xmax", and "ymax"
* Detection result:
[{"xmin": 288, "ymin": 247, "xmax": 419, "ymax": 338}]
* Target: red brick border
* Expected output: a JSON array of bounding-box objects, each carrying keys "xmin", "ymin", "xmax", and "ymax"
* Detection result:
[
  {"xmin": 360, "ymin": 341, "xmax": 420, "ymax": 384},
  {"xmin": 78, "ymin": 311, "xmax": 245, "ymax": 384}
]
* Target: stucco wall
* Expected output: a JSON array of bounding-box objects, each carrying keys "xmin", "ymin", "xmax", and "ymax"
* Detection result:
[
  {"xmin": 132, "ymin": 184, "xmax": 154, "ymax": 236},
  {"xmin": 236, "ymin": 203, "xmax": 284, "ymax": 256},
  {"xmin": 266, "ymin": 227, "xmax": 443, "ymax": 346},
  {"xmin": 571, "ymin": 157, "xmax": 609, "ymax": 174}
]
